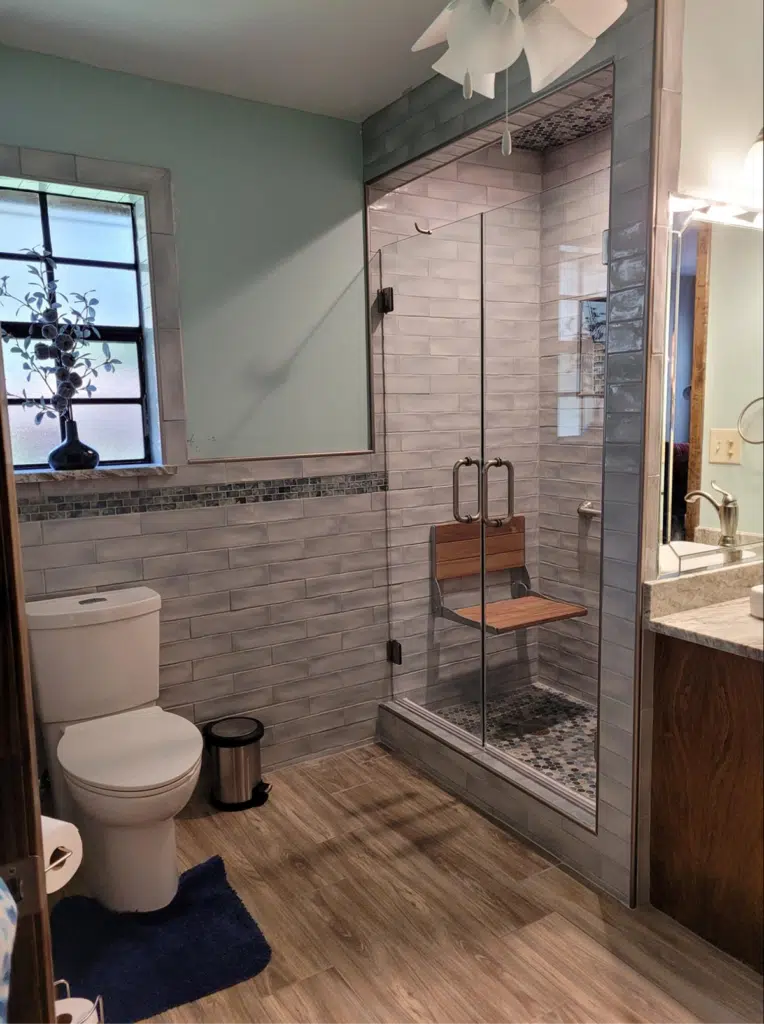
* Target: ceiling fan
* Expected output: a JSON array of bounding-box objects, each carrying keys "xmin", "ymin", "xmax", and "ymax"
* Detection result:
[{"xmin": 413, "ymin": 0, "xmax": 627, "ymax": 99}]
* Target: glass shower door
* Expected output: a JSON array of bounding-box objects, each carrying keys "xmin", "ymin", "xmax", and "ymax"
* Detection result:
[
  {"xmin": 379, "ymin": 214, "xmax": 486, "ymax": 744},
  {"xmin": 380, "ymin": 169, "xmax": 606, "ymax": 814},
  {"xmin": 481, "ymin": 178, "xmax": 606, "ymax": 811}
]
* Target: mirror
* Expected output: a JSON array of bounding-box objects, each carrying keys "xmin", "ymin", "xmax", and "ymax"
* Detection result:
[{"xmin": 660, "ymin": 197, "xmax": 764, "ymax": 575}]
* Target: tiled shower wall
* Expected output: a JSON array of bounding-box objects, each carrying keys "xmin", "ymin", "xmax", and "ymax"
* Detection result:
[
  {"xmin": 16, "ymin": 457, "xmax": 391, "ymax": 770},
  {"xmin": 369, "ymin": 132, "xmax": 611, "ymax": 712},
  {"xmin": 537, "ymin": 129, "xmax": 611, "ymax": 705},
  {"xmin": 367, "ymin": 145, "xmax": 544, "ymax": 247},
  {"xmin": 369, "ymin": 147, "xmax": 544, "ymax": 711}
]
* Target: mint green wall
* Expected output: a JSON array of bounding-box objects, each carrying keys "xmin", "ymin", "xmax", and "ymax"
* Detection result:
[{"xmin": 0, "ymin": 45, "xmax": 369, "ymax": 460}]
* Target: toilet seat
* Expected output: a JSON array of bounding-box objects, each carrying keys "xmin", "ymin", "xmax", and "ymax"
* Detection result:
[
  {"xmin": 63, "ymin": 758, "xmax": 202, "ymax": 801},
  {"xmin": 57, "ymin": 706, "xmax": 203, "ymax": 795}
]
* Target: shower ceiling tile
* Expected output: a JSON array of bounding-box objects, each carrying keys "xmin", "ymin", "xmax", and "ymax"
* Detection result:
[
  {"xmin": 511, "ymin": 94, "xmax": 614, "ymax": 151},
  {"xmin": 371, "ymin": 69, "xmax": 614, "ymax": 196}
]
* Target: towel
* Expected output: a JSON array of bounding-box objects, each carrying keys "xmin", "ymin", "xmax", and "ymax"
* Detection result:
[{"xmin": 0, "ymin": 878, "xmax": 17, "ymax": 1024}]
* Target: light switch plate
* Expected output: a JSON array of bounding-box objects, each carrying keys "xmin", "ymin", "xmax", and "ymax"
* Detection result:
[{"xmin": 709, "ymin": 428, "xmax": 742, "ymax": 464}]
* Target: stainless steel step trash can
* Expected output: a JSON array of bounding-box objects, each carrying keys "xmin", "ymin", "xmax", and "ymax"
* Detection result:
[{"xmin": 203, "ymin": 717, "xmax": 271, "ymax": 810}]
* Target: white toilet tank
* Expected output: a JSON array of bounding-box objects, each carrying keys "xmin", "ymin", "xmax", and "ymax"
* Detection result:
[{"xmin": 26, "ymin": 587, "xmax": 162, "ymax": 725}]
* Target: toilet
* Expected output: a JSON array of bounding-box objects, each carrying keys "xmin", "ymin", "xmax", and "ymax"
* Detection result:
[{"xmin": 26, "ymin": 587, "xmax": 202, "ymax": 913}]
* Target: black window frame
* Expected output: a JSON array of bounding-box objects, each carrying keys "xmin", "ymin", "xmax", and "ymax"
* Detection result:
[{"xmin": 1, "ymin": 187, "xmax": 151, "ymax": 469}]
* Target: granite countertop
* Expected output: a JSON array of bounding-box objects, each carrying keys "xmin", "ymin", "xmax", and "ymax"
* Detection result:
[{"xmin": 649, "ymin": 597, "xmax": 764, "ymax": 662}]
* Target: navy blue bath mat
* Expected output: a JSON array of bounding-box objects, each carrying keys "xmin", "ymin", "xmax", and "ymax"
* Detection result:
[{"xmin": 51, "ymin": 855, "xmax": 271, "ymax": 1023}]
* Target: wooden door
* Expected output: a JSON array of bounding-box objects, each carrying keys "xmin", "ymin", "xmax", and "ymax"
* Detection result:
[
  {"xmin": 685, "ymin": 223, "xmax": 711, "ymax": 539},
  {"xmin": 0, "ymin": 345, "xmax": 55, "ymax": 1022}
]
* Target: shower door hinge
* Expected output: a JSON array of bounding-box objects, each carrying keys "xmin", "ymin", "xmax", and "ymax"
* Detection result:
[
  {"xmin": 378, "ymin": 286, "xmax": 394, "ymax": 315},
  {"xmin": 387, "ymin": 639, "xmax": 402, "ymax": 665},
  {"xmin": 602, "ymin": 229, "xmax": 610, "ymax": 265}
]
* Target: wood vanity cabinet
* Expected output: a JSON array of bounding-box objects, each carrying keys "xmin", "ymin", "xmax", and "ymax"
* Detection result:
[{"xmin": 650, "ymin": 634, "xmax": 763, "ymax": 972}]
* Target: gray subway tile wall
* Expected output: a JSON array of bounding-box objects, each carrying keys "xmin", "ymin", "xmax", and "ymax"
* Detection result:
[
  {"xmin": 536, "ymin": 129, "xmax": 610, "ymax": 706},
  {"xmin": 17, "ymin": 465, "xmax": 392, "ymax": 770}
]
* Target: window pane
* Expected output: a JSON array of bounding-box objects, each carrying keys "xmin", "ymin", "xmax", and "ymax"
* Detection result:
[
  {"xmin": 47, "ymin": 195, "xmax": 135, "ymax": 264},
  {"xmin": 73, "ymin": 403, "xmax": 145, "ymax": 462},
  {"xmin": 0, "ymin": 190, "xmax": 43, "ymax": 255},
  {"xmin": 8, "ymin": 404, "xmax": 61, "ymax": 466},
  {"xmin": 0, "ymin": 257, "xmax": 44, "ymax": 312},
  {"xmin": 2, "ymin": 340, "xmax": 51, "ymax": 399},
  {"xmin": 54, "ymin": 263, "xmax": 139, "ymax": 327},
  {"xmin": 3, "ymin": 339, "xmax": 141, "ymax": 400},
  {"xmin": 73, "ymin": 341, "xmax": 141, "ymax": 398}
]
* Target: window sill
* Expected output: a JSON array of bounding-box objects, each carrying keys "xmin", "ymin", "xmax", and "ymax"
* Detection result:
[{"xmin": 14, "ymin": 464, "xmax": 178, "ymax": 484}]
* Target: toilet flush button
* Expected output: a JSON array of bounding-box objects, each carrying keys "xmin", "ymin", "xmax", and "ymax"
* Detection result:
[{"xmin": 78, "ymin": 597, "xmax": 108, "ymax": 605}]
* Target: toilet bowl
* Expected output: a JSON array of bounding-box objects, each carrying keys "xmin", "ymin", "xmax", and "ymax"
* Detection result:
[{"xmin": 58, "ymin": 706, "xmax": 203, "ymax": 912}]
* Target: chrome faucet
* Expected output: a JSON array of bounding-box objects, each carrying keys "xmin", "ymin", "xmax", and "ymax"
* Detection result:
[{"xmin": 685, "ymin": 481, "xmax": 740, "ymax": 551}]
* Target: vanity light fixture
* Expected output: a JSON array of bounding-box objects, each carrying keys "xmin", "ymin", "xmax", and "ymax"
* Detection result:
[
  {"xmin": 668, "ymin": 195, "xmax": 707, "ymax": 213},
  {"xmin": 692, "ymin": 202, "xmax": 764, "ymax": 230},
  {"xmin": 744, "ymin": 127, "xmax": 763, "ymax": 208},
  {"xmin": 413, "ymin": 0, "xmax": 628, "ymax": 100},
  {"xmin": 670, "ymin": 193, "xmax": 764, "ymax": 231}
]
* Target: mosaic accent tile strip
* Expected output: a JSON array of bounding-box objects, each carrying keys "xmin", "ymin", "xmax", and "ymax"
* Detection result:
[
  {"xmin": 435, "ymin": 683, "xmax": 598, "ymax": 801},
  {"xmin": 16, "ymin": 471, "xmax": 388, "ymax": 522},
  {"xmin": 512, "ymin": 92, "xmax": 613, "ymax": 152}
]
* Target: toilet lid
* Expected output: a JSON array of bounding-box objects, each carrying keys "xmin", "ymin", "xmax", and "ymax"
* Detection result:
[{"xmin": 57, "ymin": 707, "xmax": 202, "ymax": 793}]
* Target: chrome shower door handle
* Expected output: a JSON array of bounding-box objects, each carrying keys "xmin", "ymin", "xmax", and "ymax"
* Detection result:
[
  {"xmin": 481, "ymin": 458, "xmax": 514, "ymax": 527},
  {"xmin": 452, "ymin": 457, "xmax": 480, "ymax": 524}
]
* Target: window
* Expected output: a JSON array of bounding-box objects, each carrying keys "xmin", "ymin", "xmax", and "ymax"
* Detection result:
[{"xmin": 0, "ymin": 186, "xmax": 151, "ymax": 468}]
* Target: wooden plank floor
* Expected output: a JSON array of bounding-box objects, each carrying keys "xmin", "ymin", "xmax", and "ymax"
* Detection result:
[{"xmin": 150, "ymin": 745, "xmax": 763, "ymax": 1024}]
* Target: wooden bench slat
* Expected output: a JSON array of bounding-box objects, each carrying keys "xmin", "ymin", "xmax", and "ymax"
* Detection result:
[
  {"xmin": 437, "ymin": 534, "xmax": 524, "ymax": 563},
  {"xmin": 437, "ymin": 551, "xmax": 524, "ymax": 580},
  {"xmin": 433, "ymin": 517, "xmax": 525, "ymax": 581},
  {"xmin": 453, "ymin": 595, "xmax": 587, "ymax": 634},
  {"xmin": 434, "ymin": 519, "xmax": 524, "ymax": 544}
]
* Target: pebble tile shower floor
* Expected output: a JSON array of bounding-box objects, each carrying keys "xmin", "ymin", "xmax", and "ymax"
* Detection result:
[{"xmin": 435, "ymin": 683, "xmax": 597, "ymax": 801}]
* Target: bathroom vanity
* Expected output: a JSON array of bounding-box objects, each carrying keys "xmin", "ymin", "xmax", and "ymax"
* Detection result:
[
  {"xmin": 644, "ymin": 567, "xmax": 763, "ymax": 972},
  {"xmin": 641, "ymin": 188, "xmax": 764, "ymax": 971}
]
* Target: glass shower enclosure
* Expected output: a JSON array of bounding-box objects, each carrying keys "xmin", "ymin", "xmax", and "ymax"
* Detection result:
[{"xmin": 379, "ymin": 174, "xmax": 607, "ymax": 820}]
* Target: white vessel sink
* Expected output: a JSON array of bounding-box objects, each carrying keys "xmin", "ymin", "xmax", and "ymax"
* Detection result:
[{"xmin": 659, "ymin": 540, "xmax": 755, "ymax": 575}]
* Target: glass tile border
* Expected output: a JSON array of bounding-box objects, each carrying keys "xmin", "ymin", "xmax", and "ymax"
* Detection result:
[{"xmin": 16, "ymin": 470, "xmax": 388, "ymax": 522}]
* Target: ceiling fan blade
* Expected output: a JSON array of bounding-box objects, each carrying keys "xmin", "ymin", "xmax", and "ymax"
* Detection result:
[
  {"xmin": 552, "ymin": 0, "xmax": 628, "ymax": 38},
  {"xmin": 432, "ymin": 49, "xmax": 496, "ymax": 98},
  {"xmin": 412, "ymin": 5, "xmax": 453, "ymax": 51}
]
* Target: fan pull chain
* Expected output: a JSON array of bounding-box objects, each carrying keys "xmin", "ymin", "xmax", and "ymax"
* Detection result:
[{"xmin": 501, "ymin": 68, "xmax": 512, "ymax": 155}]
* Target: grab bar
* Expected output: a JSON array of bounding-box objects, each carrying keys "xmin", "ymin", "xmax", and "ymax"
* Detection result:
[{"xmin": 577, "ymin": 501, "xmax": 601, "ymax": 520}]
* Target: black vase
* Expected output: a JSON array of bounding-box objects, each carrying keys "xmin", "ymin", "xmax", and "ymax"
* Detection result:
[{"xmin": 48, "ymin": 419, "xmax": 100, "ymax": 471}]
